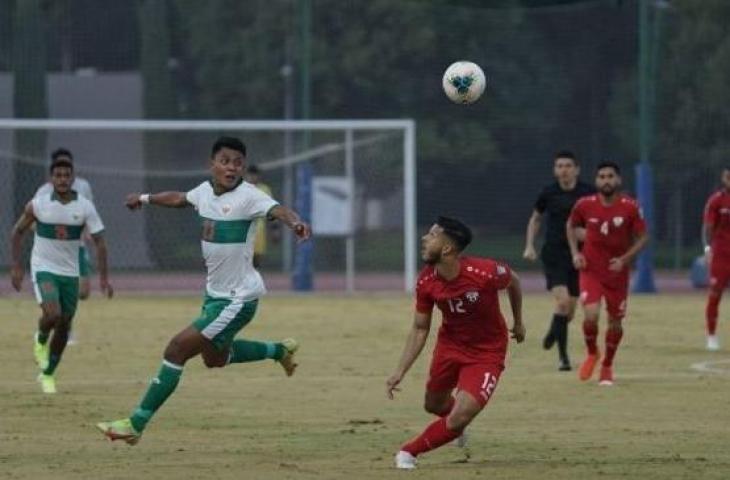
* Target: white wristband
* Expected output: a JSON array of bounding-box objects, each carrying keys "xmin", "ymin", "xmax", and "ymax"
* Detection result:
[
  {"xmin": 705, "ymin": 245, "xmax": 711, "ymax": 254},
  {"xmin": 140, "ymin": 194, "xmax": 151, "ymax": 204}
]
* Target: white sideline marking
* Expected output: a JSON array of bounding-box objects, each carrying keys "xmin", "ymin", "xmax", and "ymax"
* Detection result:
[{"xmin": 690, "ymin": 358, "xmax": 730, "ymax": 374}]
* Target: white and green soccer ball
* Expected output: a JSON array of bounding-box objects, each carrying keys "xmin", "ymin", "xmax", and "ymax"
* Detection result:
[{"xmin": 442, "ymin": 61, "xmax": 486, "ymax": 104}]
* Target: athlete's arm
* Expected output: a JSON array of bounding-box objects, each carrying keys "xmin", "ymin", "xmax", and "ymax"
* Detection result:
[
  {"xmin": 268, "ymin": 205, "xmax": 312, "ymax": 242},
  {"xmin": 609, "ymin": 231, "xmax": 649, "ymax": 272},
  {"xmin": 386, "ymin": 310, "xmax": 432, "ymax": 399},
  {"xmin": 9, "ymin": 202, "xmax": 37, "ymax": 291},
  {"xmin": 566, "ymin": 220, "xmax": 586, "ymax": 269},
  {"xmin": 90, "ymin": 233, "xmax": 114, "ymax": 298},
  {"xmin": 125, "ymin": 192, "xmax": 190, "ymax": 210},
  {"xmin": 523, "ymin": 209, "xmax": 542, "ymax": 261},
  {"xmin": 506, "ymin": 270, "xmax": 526, "ymax": 343}
]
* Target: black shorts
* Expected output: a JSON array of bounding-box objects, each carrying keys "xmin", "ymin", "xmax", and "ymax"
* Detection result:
[{"xmin": 541, "ymin": 251, "xmax": 580, "ymax": 297}]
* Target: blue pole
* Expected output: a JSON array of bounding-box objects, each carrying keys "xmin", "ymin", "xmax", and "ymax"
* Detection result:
[{"xmin": 632, "ymin": 162, "xmax": 656, "ymax": 292}]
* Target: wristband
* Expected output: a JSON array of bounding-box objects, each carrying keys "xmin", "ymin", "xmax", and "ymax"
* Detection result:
[
  {"xmin": 704, "ymin": 245, "xmax": 711, "ymax": 254},
  {"xmin": 140, "ymin": 194, "xmax": 151, "ymax": 204}
]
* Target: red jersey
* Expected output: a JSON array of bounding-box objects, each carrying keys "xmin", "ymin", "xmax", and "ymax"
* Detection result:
[
  {"xmin": 569, "ymin": 194, "xmax": 646, "ymax": 282},
  {"xmin": 415, "ymin": 256, "xmax": 512, "ymax": 356},
  {"xmin": 704, "ymin": 190, "xmax": 730, "ymax": 259}
]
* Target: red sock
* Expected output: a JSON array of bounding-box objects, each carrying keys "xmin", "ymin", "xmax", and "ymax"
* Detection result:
[
  {"xmin": 401, "ymin": 417, "xmax": 461, "ymax": 457},
  {"xmin": 706, "ymin": 291, "xmax": 721, "ymax": 335},
  {"xmin": 602, "ymin": 327, "xmax": 623, "ymax": 367},
  {"xmin": 583, "ymin": 321, "xmax": 598, "ymax": 355}
]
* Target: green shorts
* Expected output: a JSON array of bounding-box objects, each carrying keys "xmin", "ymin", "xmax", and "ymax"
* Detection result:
[
  {"xmin": 79, "ymin": 246, "xmax": 92, "ymax": 277},
  {"xmin": 192, "ymin": 295, "xmax": 259, "ymax": 350},
  {"xmin": 32, "ymin": 271, "xmax": 79, "ymax": 317}
]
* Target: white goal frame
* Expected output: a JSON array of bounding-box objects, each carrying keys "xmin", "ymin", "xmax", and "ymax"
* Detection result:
[{"xmin": 0, "ymin": 118, "xmax": 417, "ymax": 292}]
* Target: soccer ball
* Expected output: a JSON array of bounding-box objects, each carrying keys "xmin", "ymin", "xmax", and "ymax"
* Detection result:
[{"xmin": 442, "ymin": 61, "xmax": 486, "ymax": 104}]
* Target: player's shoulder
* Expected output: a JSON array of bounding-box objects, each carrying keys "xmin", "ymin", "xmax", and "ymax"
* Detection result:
[
  {"xmin": 416, "ymin": 266, "xmax": 437, "ymax": 289},
  {"xmin": 463, "ymin": 256, "xmax": 509, "ymax": 275},
  {"xmin": 575, "ymin": 194, "xmax": 598, "ymax": 207},
  {"xmin": 618, "ymin": 194, "xmax": 640, "ymax": 209},
  {"xmin": 708, "ymin": 190, "xmax": 725, "ymax": 203}
]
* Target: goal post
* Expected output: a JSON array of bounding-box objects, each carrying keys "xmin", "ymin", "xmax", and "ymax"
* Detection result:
[{"xmin": 0, "ymin": 118, "xmax": 417, "ymax": 292}]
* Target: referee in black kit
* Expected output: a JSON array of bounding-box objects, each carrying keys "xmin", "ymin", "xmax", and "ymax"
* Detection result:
[{"xmin": 522, "ymin": 150, "xmax": 595, "ymax": 371}]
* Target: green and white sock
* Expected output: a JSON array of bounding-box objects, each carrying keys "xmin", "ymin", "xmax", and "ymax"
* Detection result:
[
  {"xmin": 130, "ymin": 360, "xmax": 183, "ymax": 432},
  {"xmin": 228, "ymin": 340, "xmax": 284, "ymax": 364}
]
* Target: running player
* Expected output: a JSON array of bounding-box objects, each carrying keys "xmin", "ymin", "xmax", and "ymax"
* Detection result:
[
  {"xmin": 96, "ymin": 136, "xmax": 311, "ymax": 444},
  {"xmin": 386, "ymin": 216, "xmax": 525, "ymax": 470},
  {"xmin": 567, "ymin": 161, "xmax": 648, "ymax": 386},
  {"xmin": 523, "ymin": 150, "xmax": 595, "ymax": 370},
  {"xmin": 35, "ymin": 148, "xmax": 95, "ymax": 301},
  {"xmin": 702, "ymin": 167, "xmax": 730, "ymax": 351},
  {"xmin": 10, "ymin": 155, "xmax": 113, "ymax": 394}
]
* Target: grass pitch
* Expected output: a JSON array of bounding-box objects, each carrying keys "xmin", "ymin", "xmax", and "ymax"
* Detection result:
[{"xmin": 1, "ymin": 292, "xmax": 729, "ymax": 479}]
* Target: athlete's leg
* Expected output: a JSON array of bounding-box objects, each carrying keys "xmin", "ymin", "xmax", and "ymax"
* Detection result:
[
  {"xmin": 78, "ymin": 277, "xmax": 91, "ymax": 300},
  {"xmin": 43, "ymin": 313, "xmax": 72, "ymax": 376},
  {"xmin": 706, "ymin": 261, "xmax": 729, "ymax": 342},
  {"xmin": 578, "ymin": 272, "xmax": 602, "ymax": 381},
  {"xmin": 423, "ymin": 390, "xmax": 455, "ymax": 417},
  {"xmin": 551, "ymin": 285, "xmax": 573, "ymax": 369}
]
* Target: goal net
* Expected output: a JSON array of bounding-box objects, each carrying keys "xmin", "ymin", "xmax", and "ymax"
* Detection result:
[{"xmin": 0, "ymin": 119, "xmax": 416, "ymax": 293}]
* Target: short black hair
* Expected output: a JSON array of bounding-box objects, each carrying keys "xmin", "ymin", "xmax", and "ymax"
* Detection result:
[
  {"xmin": 247, "ymin": 164, "xmax": 261, "ymax": 175},
  {"xmin": 51, "ymin": 148, "xmax": 73, "ymax": 162},
  {"xmin": 554, "ymin": 150, "xmax": 577, "ymax": 165},
  {"xmin": 50, "ymin": 157, "xmax": 73, "ymax": 174},
  {"xmin": 211, "ymin": 136, "xmax": 246, "ymax": 157},
  {"xmin": 436, "ymin": 216, "xmax": 472, "ymax": 252},
  {"xmin": 596, "ymin": 161, "xmax": 621, "ymax": 175}
]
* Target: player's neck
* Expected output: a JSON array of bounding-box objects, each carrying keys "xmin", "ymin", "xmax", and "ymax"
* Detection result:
[
  {"xmin": 435, "ymin": 258, "xmax": 461, "ymax": 281},
  {"xmin": 52, "ymin": 189, "xmax": 74, "ymax": 204},
  {"xmin": 558, "ymin": 178, "xmax": 577, "ymax": 190},
  {"xmin": 599, "ymin": 192, "xmax": 618, "ymax": 205}
]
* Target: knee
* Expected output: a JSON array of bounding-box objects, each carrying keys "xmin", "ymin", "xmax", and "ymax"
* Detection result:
[
  {"xmin": 202, "ymin": 354, "xmax": 227, "ymax": 369},
  {"xmin": 423, "ymin": 399, "xmax": 445, "ymax": 416},
  {"xmin": 608, "ymin": 321, "xmax": 623, "ymax": 333},
  {"xmin": 555, "ymin": 298, "xmax": 572, "ymax": 315},
  {"xmin": 163, "ymin": 338, "xmax": 188, "ymax": 365}
]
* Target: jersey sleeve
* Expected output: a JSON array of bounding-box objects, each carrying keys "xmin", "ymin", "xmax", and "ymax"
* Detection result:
[
  {"xmin": 485, "ymin": 261, "xmax": 512, "ymax": 290},
  {"xmin": 414, "ymin": 280, "xmax": 434, "ymax": 314},
  {"xmin": 631, "ymin": 203, "xmax": 647, "ymax": 236},
  {"xmin": 704, "ymin": 194, "xmax": 719, "ymax": 226},
  {"xmin": 84, "ymin": 200, "xmax": 105, "ymax": 235},
  {"xmin": 568, "ymin": 199, "xmax": 586, "ymax": 227},
  {"xmin": 534, "ymin": 188, "xmax": 548, "ymax": 213},
  {"xmin": 34, "ymin": 182, "xmax": 51, "ymax": 199},
  {"xmin": 76, "ymin": 178, "xmax": 94, "ymax": 201},
  {"xmin": 185, "ymin": 183, "xmax": 206, "ymax": 209},
  {"xmin": 241, "ymin": 185, "xmax": 279, "ymax": 219}
]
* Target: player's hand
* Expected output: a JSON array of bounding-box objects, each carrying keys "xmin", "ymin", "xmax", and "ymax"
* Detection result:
[
  {"xmin": 575, "ymin": 227, "xmax": 587, "ymax": 242},
  {"xmin": 572, "ymin": 253, "xmax": 587, "ymax": 270},
  {"xmin": 386, "ymin": 372, "xmax": 403, "ymax": 399},
  {"xmin": 609, "ymin": 257, "xmax": 625, "ymax": 272},
  {"xmin": 125, "ymin": 193, "xmax": 143, "ymax": 210},
  {"xmin": 523, "ymin": 245, "xmax": 538, "ymax": 261},
  {"xmin": 293, "ymin": 222, "xmax": 312, "ymax": 242},
  {"xmin": 510, "ymin": 323, "xmax": 526, "ymax": 343},
  {"xmin": 705, "ymin": 246, "xmax": 712, "ymax": 267},
  {"xmin": 10, "ymin": 265, "xmax": 24, "ymax": 292},
  {"xmin": 100, "ymin": 278, "xmax": 114, "ymax": 299}
]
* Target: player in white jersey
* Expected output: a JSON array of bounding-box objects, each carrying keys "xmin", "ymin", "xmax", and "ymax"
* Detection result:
[
  {"xmin": 97, "ymin": 136, "xmax": 311, "ymax": 444},
  {"xmin": 10, "ymin": 156, "xmax": 113, "ymax": 394},
  {"xmin": 35, "ymin": 149, "xmax": 95, "ymax": 301}
]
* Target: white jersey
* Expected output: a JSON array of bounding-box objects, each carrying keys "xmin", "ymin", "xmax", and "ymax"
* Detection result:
[
  {"xmin": 31, "ymin": 191, "xmax": 104, "ymax": 277},
  {"xmin": 186, "ymin": 180, "xmax": 279, "ymax": 300},
  {"xmin": 36, "ymin": 177, "xmax": 93, "ymax": 201}
]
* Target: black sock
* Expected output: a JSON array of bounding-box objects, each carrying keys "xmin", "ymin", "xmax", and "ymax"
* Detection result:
[{"xmin": 554, "ymin": 314, "xmax": 569, "ymax": 360}]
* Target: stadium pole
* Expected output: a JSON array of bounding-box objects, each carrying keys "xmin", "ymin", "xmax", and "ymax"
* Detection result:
[
  {"xmin": 633, "ymin": 0, "xmax": 658, "ymax": 293},
  {"xmin": 293, "ymin": 0, "xmax": 314, "ymax": 291}
]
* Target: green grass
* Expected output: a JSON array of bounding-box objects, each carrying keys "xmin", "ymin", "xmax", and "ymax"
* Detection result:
[{"xmin": 0, "ymin": 292, "xmax": 728, "ymax": 479}]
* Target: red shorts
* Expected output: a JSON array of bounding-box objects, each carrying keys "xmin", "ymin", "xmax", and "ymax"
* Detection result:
[
  {"xmin": 579, "ymin": 270, "xmax": 628, "ymax": 320},
  {"xmin": 710, "ymin": 256, "xmax": 730, "ymax": 290},
  {"xmin": 426, "ymin": 343, "xmax": 505, "ymax": 407}
]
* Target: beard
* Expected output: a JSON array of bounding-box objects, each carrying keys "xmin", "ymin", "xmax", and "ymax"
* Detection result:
[
  {"xmin": 422, "ymin": 249, "xmax": 442, "ymax": 265},
  {"xmin": 600, "ymin": 185, "xmax": 617, "ymax": 196}
]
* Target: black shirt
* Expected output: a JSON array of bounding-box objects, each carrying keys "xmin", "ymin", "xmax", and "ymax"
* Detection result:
[{"xmin": 534, "ymin": 181, "xmax": 596, "ymax": 256}]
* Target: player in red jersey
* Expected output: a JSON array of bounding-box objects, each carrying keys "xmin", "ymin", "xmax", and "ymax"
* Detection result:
[
  {"xmin": 702, "ymin": 168, "xmax": 730, "ymax": 351},
  {"xmin": 566, "ymin": 162, "xmax": 648, "ymax": 386},
  {"xmin": 386, "ymin": 216, "xmax": 525, "ymax": 470}
]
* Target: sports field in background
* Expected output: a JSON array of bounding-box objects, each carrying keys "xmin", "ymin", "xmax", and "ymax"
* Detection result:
[{"xmin": 1, "ymin": 293, "xmax": 729, "ymax": 479}]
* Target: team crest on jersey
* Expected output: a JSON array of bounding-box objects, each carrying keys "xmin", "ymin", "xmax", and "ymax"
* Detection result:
[
  {"xmin": 465, "ymin": 291, "xmax": 479, "ymax": 303},
  {"xmin": 612, "ymin": 216, "xmax": 624, "ymax": 227},
  {"xmin": 222, "ymin": 205, "xmax": 232, "ymax": 215},
  {"xmin": 72, "ymin": 213, "xmax": 80, "ymax": 221}
]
